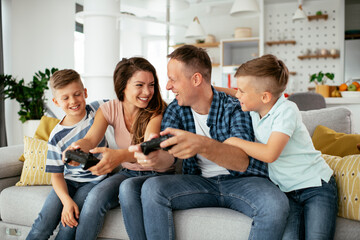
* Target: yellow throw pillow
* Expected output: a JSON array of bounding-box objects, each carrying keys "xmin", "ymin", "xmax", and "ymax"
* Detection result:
[
  {"xmin": 16, "ymin": 136, "xmax": 52, "ymax": 186},
  {"xmin": 312, "ymin": 125, "xmax": 360, "ymax": 157},
  {"xmin": 19, "ymin": 116, "xmax": 60, "ymax": 161},
  {"xmin": 322, "ymin": 154, "xmax": 360, "ymax": 221}
]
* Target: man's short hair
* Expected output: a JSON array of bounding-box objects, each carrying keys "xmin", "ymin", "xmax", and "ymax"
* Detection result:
[{"xmin": 168, "ymin": 45, "xmax": 212, "ymax": 83}]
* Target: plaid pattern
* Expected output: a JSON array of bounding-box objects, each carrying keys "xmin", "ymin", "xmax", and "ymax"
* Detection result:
[{"xmin": 161, "ymin": 87, "xmax": 268, "ymax": 177}]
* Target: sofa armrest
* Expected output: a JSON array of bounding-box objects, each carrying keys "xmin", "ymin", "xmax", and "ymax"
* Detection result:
[{"xmin": 0, "ymin": 145, "xmax": 24, "ymax": 179}]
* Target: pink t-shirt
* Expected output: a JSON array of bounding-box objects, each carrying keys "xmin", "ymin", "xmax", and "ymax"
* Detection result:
[{"xmin": 100, "ymin": 99, "xmax": 169, "ymax": 172}]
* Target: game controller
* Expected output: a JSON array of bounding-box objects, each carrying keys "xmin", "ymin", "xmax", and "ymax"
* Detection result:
[
  {"xmin": 65, "ymin": 149, "xmax": 99, "ymax": 170},
  {"xmin": 140, "ymin": 135, "xmax": 174, "ymax": 155}
]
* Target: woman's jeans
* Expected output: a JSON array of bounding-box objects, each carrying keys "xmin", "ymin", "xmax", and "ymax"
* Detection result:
[
  {"xmin": 119, "ymin": 169, "xmax": 174, "ymax": 240},
  {"xmin": 282, "ymin": 176, "xmax": 338, "ymax": 240},
  {"xmin": 140, "ymin": 174, "xmax": 290, "ymax": 240},
  {"xmin": 26, "ymin": 180, "xmax": 97, "ymax": 240}
]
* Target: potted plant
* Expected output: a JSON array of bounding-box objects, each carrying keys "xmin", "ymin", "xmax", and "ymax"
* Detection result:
[
  {"xmin": 309, "ymin": 71, "xmax": 334, "ymax": 97},
  {"xmin": 1, "ymin": 68, "xmax": 58, "ymax": 124}
]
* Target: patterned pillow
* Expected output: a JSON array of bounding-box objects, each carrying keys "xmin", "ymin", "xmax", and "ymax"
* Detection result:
[
  {"xmin": 16, "ymin": 136, "xmax": 52, "ymax": 186},
  {"xmin": 322, "ymin": 154, "xmax": 360, "ymax": 221}
]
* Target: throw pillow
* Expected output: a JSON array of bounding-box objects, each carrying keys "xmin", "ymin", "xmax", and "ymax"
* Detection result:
[
  {"xmin": 322, "ymin": 154, "xmax": 360, "ymax": 221},
  {"xmin": 19, "ymin": 116, "xmax": 60, "ymax": 161},
  {"xmin": 16, "ymin": 136, "xmax": 52, "ymax": 186},
  {"xmin": 312, "ymin": 125, "xmax": 360, "ymax": 157}
]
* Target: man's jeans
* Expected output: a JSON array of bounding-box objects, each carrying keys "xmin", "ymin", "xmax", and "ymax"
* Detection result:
[
  {"xmin": 26, "ymin": 180, "xmax": 97, "ymax": 240},
  {"xmin": 141, "ymin": 174, "xmax": 289, "ymax": 240},
  {"xmin": 119, "ymin": 169, "xmax": 174, "ymax": 240},
  {"xmin": 282, "ymin": 176, "xmax": 338, "ymax": 240}
]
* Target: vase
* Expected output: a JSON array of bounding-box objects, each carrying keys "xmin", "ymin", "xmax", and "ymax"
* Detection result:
[
  {"xmin": 315, "ymin": 85, "xmax": 330, "ymax": 98},
  {"xmin": 22, "ymin": 119, "xmax": 41, "ymax": 137}
]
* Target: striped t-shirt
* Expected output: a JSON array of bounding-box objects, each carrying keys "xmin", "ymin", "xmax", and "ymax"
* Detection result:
[{"xmin": 45, "ymin": 100, "xmax": 108, "ymax": 182}]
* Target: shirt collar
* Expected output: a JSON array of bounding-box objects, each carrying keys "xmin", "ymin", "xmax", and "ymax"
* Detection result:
[{"xmin": 265, "ymin": 94, "xmax": 286, "ymax": 118}]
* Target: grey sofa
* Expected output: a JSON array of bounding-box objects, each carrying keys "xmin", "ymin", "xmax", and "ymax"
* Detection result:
[{"xmin": 1, "ymin": 106, "xmax": 360, "ymax": 240}]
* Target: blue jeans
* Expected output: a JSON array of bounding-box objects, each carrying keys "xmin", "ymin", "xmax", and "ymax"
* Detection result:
[
  {"xmin": 26, "ymin": 180, "xmax": 97, "ymax": 240},
  {"xmin": 74, "ymin": 170, "xmax": 129, "ymax": 239},
  {"xmin": 282, "ymin": 176, "xmax": 338, "ymax": 240},
  {"xmin": 141, "ymin": 174, "xmax": 289, "ymax": 240},
  {"xmin": 119, "ymin": 169, "xmax": 174, "ymax": 240}
]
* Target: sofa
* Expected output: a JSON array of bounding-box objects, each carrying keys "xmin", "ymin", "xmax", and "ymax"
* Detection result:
[{"xmin": 0, "ymin": 106, "xmax": 360, "ymax": 240}]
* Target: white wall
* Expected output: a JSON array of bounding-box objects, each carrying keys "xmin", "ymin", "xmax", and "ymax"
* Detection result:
[{"xmin": 4, "ymin": 0, "xmax": 75, "ymax": 145}]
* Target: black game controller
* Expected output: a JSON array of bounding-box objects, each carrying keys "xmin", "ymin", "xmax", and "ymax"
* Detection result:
[
  {"xmin": 65, "ymin": 149, "xmax": 99, "ymax": 170},
  {"xmin": 140, "ymin": 135, "xmax": 174, "ymax": 155}
]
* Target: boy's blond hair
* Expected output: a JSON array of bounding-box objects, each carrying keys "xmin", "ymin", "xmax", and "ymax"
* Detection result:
[
  {"xmin": 235, "ymin": 54, "xmax": 289, "ymax": 98},
  {"xmin": 50, "ymin": 69, "xmax": 83, "ymax": 95}
]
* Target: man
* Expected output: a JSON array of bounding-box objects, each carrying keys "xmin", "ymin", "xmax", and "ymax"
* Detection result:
[{"xmin": 128, "ymin": 45, "xmax": 289, "ymax": 240}]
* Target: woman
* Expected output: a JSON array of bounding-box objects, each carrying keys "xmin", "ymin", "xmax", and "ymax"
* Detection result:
[{"xmin": 68, "ymin": 57, "xmax": 174, "ymax": 240}]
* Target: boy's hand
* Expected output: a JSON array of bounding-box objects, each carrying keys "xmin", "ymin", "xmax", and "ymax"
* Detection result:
[
  {"xmin": 61, "ymin": 199, "xmax": 79, "ymax": 228},
  {"xmin": 62, "ymin": 144, "xmax": 81, "ymax": 167}
]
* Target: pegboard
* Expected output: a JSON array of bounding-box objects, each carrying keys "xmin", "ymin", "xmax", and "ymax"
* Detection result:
[{"xmin": 264, "ymin": 0, "xmax": 342, "ymax": 93}]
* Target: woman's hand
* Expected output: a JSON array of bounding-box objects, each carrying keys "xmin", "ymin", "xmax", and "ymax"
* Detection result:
[{"xmin": 88, "ymin": 148, "xmax": 133, "ymax": 175}]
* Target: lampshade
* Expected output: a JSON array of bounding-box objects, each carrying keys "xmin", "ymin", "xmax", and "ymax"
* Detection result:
[
  {"xmin": 230, "ymin": 0, "xmax": 259, "ymax": 17},
  {"xmin": 292, "ymin": 4, "xmax": 307, "ymax": 21},
  {"xmin": 185, "ymin": 16, "xmax": 205, "ymax": 38}
]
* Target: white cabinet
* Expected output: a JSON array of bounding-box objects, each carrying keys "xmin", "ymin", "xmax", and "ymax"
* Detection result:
[{"xmin": 220, "ymin": 37, "xmax": 260, "ymax": 88}]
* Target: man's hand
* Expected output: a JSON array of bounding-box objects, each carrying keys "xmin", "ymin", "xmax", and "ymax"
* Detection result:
[
  {"xmin": 61, "ymin": 199, "xmax": 79, "ymax": 228},
  {"xmin": 160, "ymin": 128, "xmax": 206, "ymax": 159},
  {"xmin": 87, "ymin": 147, "xmax": 125, "ymax": 175}
]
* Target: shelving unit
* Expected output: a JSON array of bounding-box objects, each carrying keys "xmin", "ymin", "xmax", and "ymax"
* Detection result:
[
  {"xmin": 307, "ymin": 14, "xmax": 328, "ymax": 21},
  {"xmin": 298, "ymin": 54, "xmax": 340, "ymax": 60},
  {"xmin": 221, "ymin": 38, "xmax": 259, "ymax": 67},
  {"xmin": 171, "ymin": 42, "xmax": 220, "ymax": 49},
  {"xmin": 289, "ymin": 72, "xmax": 297, "ymax": 76},
  {"xmin": 265, "ymin": 40, "xmax": 296, "ymax": 46}
]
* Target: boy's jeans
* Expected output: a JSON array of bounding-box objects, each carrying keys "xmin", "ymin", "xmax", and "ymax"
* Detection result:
[
  {"xmin": 282, "ymin": 176, "xmax": 338, "ymax": 240},
  {"xmin": 26, "ymin": 180, "xmax": 97, "ymax": 240},
  {"xmin": 140, "ymin": 174, "xmax": 290, "ymax": 240}
]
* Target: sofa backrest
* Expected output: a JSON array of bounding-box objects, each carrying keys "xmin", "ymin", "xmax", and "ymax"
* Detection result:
[{"xmin": 301, "ymin": 107, "xmax": 354, "ymax": 137}]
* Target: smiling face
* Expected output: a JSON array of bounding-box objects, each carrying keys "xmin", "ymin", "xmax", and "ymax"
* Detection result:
[
  {"xmin": 166, "ymin": 59, "xmax": 194, "ymax": 106},
  {"xmin": 123, "ymin": 71, "xmax": 155, "ymax": 109},
  {"xmin": 52, "ymin": 81, "xmax": 88, "ymax": 125},
  {"xmin": 235, "ymin": 76, "xmax": 265, "ymax": 112}
]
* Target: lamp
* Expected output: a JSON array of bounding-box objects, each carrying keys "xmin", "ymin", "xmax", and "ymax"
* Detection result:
[
  {"xmin": 292, "ymin": 0, "xmax": 307, "ymax": 21},
  {"xmin": 185, "ymin": 16, "xmax": 205, "ymax": 38},
  {"xmin": 230, "ymin": 0, "xmax": 259, "ymax": 17}
]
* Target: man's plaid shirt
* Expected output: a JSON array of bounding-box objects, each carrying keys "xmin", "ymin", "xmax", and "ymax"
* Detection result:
[{"xmin": 161, "ymin": 87, "xmax": 268, "ymax": 177}]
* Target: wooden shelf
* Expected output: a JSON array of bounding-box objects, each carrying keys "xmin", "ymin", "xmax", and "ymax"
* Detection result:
[
  {"xmin": 345, "ymin": 34, "xmax": 360, "ymax": 40},
  {"xmin": 289, "ymin": 72, "xmax": 297, "ymax": 76},
  {"xmin": 171, "ymin": 42, "xmax": 220, "ymax": 48},
  {"xmin": 298, "ymin": 54, "xmax": 340, "ymax": 60},
  {"xmin": 212, "ymin": 63, "xmax": 220, "ymax": 67},
  {"xmin": 266, "ymin": 40, "xmax": 296, "ymax": 46},
  {"xmin": 307, "ymin": 14, "xmax": 328, "ymax": 21}
]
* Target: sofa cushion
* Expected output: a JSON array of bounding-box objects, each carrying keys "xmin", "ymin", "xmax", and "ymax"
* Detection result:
[
  {"xmin": 19, "ymin": 116, "xmax": 60, "ymax": 162},
  {"xmin": 0, "ymin": 186, "xmax": 52, "ymax": 226},
  {"xmin": 313, "ymin": 125, "xmax": 360, "ymax": 157},
  {"xmin": 0, "ymin": 145, "xmax": 24, "ymax": 179},
  {"xmin": 16, "ymin": 137, "xmax": 52, "ymax": 186},
  {"xmin": 301, "ymin": 107, "xmax": 353, "ymax": 136},
  {"xmin": 322, "ymin": 154, "xmax": 360, "ymax": 221}
]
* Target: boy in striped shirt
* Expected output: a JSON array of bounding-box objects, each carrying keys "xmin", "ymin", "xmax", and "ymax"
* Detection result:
[{"xmin": 27, "ymin": 69, "xmax": 108, "ymax": 240}]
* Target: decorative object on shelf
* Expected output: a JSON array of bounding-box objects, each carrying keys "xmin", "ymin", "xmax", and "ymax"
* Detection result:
[
  {"xmin": 1, "ymin": 68, "xmax": 58, "ymax": 123},
  {"xmin": 171, "ymin": 42, "xmax": 220, "ymax": 49},
  {"xmin": 234, "ymin": 27, "xmax": 252, "ymax": 38},
  {"xmin": 330, "ymin": 48, "xmax": 338, "ymax": 55},
  {"xmin": 230, "ymin": 0, "xmax": 259, "ymax": 17},
  {"xmin": 320, "ymin": 49, "xmax": 329, "ymax": 56},
  {"xmin": 309, "ymin": 71, "xmax": 335, "ymax": 98},
  {"xmin": 205, "ymin": 34, "xmax": 216, "ymax": 43},
  {"xmin": 266, "ymin": 40, "xmax": 296, "ymax": 46},
  {"xmin": 307, "ymin": 14, "xmax": 328, "ymax": 21},
  {"xmin": 196, "ymin": 39, "xmax": 205, "ymax": 44},
  {"xmin": 293, "ymin": 0, "xmax": 307, "ymax": 22},
  {"xmin": 185, "ymin": 16, "xmax": 205, "ymax": 38}
]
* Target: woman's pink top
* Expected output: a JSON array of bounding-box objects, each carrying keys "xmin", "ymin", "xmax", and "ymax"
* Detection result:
[{"xmin": 100, "ymin": 99, "xmax": 172, "ymax": 172}]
